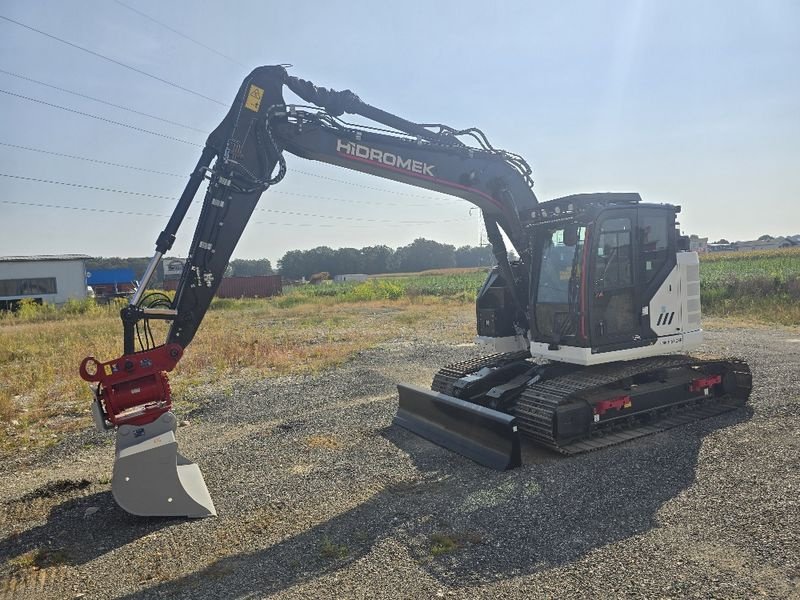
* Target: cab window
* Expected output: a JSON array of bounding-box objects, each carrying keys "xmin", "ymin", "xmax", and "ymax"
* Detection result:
[{"xmin": 595, "ymin": 217, "xmax": 632, "ymax": 290}]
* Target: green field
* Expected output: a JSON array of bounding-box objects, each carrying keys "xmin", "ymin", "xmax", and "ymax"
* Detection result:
[
  {"xmin": 699, "ymin": 248, "xmax": 800, "ymax": 324},
  {"xmin": 277, "ymin": 249, "xmax": 800, "ymax": 324}
]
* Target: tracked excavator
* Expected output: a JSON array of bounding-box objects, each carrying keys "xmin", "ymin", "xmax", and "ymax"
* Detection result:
[{"xmin": 79, "ymin": 65, "xmax": 751, "ymax": 517}]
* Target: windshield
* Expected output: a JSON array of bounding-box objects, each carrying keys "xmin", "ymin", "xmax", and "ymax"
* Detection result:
[
  {"xmin": 537, "ymin": 228, "xmax": 585, "ymax": 303},
  {"xmin": 535, "ymin": 226, "xmax": 586, "ymax": 339}
]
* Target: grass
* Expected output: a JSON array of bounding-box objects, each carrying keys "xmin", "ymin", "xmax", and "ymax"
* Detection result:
[
  {"xmin": 428, "ymin": 531, "xmax": 483, "ymax": 556},
  {"xmin": 0, "ymin": 248, "xmax": 796, "ymax": 457},
  {"xmin": 319, "ymin": 536, "xmax": 349, "ymax": 560},
  {"xmin": 699, "ymin": 248, "xmax": 800, "ymax": 325},
  {"xmin": 0, "ymin": 295, "xmax": 472, "ymax": 458},
  {"xmin": 429, "ymin": 533, "xmax": 459, "ymax": 556},
  {"xmin": 6, "ymin": 548, "xmax": 71, "ymax": 574},
  {"xmin": 280, "ymin": 272, "xmax": 485, "ymax": 305}
]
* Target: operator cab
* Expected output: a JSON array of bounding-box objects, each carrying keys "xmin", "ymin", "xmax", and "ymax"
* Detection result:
[{"xmin": 476, "ymin": 193, "xmax": 703, "ymax": 365}]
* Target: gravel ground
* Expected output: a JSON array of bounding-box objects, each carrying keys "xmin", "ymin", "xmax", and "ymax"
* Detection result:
[{"xmin": 1, "ymin": 316, "xmax": 798, "ymax": 599}]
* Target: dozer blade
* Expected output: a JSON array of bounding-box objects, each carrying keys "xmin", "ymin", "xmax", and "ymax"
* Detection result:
[
  {"xmin": 112, "ymin": 412, "xmax": 216, "ymax": 518},
  {"xmin": 394, "ymin": 383, "xmax": 521, "ymax": 470}
]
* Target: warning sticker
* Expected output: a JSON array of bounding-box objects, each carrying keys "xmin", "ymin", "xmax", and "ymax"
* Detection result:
[{"xmin": 245, "ymin": 84, "xmax": 264, "ymax": 112}]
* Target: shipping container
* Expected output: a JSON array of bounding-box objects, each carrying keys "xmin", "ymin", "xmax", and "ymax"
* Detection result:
[{"xmin": 162, "ymin": 275, "xmax": 282, "ymax": 298}]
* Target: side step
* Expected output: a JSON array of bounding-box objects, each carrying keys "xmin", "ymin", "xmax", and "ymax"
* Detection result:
[{"xmin": 394, "ymin": 383, "xmax": 521, "ymax": 470}]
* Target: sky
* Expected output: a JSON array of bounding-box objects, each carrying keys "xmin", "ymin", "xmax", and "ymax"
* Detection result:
[{"xmin": 0, "ymin": 0, "xmax": 798, "ymax": 264}]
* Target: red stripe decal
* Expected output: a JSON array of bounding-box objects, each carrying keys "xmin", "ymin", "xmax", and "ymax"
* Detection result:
[{"xmin": 337, "ymin": 151, "xmax": 504, "ymax": 210}]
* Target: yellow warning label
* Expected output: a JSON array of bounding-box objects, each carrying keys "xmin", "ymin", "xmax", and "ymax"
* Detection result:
[
  {"xmin": 245, "ymin": 84, "xmax": 264, "ymax": 112},
  {"xmin": 104, "ymin": 364, "xmax": 113, "ymax": 376}
]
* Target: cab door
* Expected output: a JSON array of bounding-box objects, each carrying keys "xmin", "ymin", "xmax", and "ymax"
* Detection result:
[{"xmin": 589, "ymin": 210, "xmax": 640, "ymax": 349}]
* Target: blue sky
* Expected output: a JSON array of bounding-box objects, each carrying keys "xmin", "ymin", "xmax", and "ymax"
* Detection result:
[{"xmin": 1, "ymin": 0, "xmax": 798, "ymax": 263}]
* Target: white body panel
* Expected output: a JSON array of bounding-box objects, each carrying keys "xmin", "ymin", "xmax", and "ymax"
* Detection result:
[
  {"xmin": 478, "ymin": 252, "xmax": 704, "ymax": 366},
  {"xmin": 529, "ymin": 329, "xmax": 703, "ymax": 366}
]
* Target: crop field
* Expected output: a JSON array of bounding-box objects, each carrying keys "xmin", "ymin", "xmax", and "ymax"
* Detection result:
[{"xmin": 698, "ymin": 248, "xmax": 800, "ymax": 324}]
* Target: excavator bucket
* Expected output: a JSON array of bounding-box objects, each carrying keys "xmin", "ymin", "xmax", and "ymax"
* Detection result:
[
  {"xmin": 111, "ymin": 412, "xmax": 216, "ymax": 518},
  {"xmin": 394, "ymin": 384, "xmax": 521, "ymax": 470}
]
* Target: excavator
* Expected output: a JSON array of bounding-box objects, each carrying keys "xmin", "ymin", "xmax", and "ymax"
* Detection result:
[{"xmin": 79, "ymin": 65, "xmax": 752, "ymax": 518}]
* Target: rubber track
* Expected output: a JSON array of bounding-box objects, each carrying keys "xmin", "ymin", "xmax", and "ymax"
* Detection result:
[
  {"xmin": 513, "ymin": 356, "xmax": 752, "ymax": 454},
  {"xmin": 431, "ymin": 351, "xmax": 532, "ymax": 396}
]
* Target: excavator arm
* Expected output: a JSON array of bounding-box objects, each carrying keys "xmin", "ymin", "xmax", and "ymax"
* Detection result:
[
  {"xmin": 78, "ymin": 65, "xmax": 539, "ymax": 517},
  {"xmin": 165, "ymin": 65, "xmax": 538, "ymax": 348}
]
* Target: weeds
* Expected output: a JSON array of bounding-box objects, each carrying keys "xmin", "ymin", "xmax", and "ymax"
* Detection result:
[
  {"xmin": 319, "ymin": 536, "xmax": 349, "ymax": 559},
  {"xmin": 429, "ymin": 533, "xmax": 459, "ymax": 556},
  {"xmin": 6, "ymin": 548, "xmax": 71, "ymax": 573},
  {"xmin": 429, "ymin": 531, "xmax": 483, "ymax": 556}
]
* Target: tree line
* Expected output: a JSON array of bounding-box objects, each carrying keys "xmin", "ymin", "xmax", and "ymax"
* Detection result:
[
  {"xmin": 87, "ymin": 239, "xmax": 495, "ymax": 284},
  {"xmin": 276, "ymin": 239, "xmax": 495, "ymax": 280}
]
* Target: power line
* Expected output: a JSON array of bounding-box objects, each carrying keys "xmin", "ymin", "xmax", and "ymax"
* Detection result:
[
  {"xmin": 1, "ymin": 198, "xmax": 172, "ymax": 218},
  {"xmin": 257, "ymin": 207, "xmax": 470, "ymax": 225},
  {"xmin": 1, "ymin": 17, "xmax": 462, "ymax": 206},
  {"xmin": 0, "ymin": 79, "xmax": 457, "ymax": 202},
  {"xmin": 0, "ymin": 172, "xmax": 176, "ymax": 199},
  {"xmin": 0, "ymin": 142, "xmax": 184, "ymax": 177},
  {"xmin": 104, "ymin": 4, "xmax": 453, "ymax": 205},
  {"xmin": 0, "ymin": 14, "xmax": 226, "ymax": 106},
  {"xmin": 0, "ymin": 172, "xmax": 470, "ymax": 224},
  {"xmin": 0, "ymin": 142, "xmax": 462, "ymax": 208},
  {"xmin": 112, "ymin": 0, "xmax": 247, "ymax": 69},
  {"xmin": 0, "ymin": 68, "xmax": 207, "ymax": 133},
  {"xmin": 0, "ymin": 199, "xmax": 375, "ymax": 229},
  {"xmin": 0, "ymin": 88, "xmax": 200, "ymax": 146},
  {"xmin": 0, "ymin": 88, "xmax": 459, "ymax": 203}
]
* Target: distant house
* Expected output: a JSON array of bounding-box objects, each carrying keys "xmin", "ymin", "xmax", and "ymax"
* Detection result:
[
  {"xmin": 0, "ymin": 254, "xmax": 90, "ymax": 310},
  {"xmin": 333, "ymin": 273, "xmax": 368, "ymax": 283}
]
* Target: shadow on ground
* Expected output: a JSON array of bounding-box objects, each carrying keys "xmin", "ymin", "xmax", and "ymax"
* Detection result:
[
  {"xmin": 0, "ymin": 486, "xmax": 180, "ymax": 571},
  {"xmin": 109, "ymin": 407, "xmax": 751, "ymax": 598}
]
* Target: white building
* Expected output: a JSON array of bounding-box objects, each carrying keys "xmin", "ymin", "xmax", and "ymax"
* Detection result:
[
  {"xmin": 333, "ymin": 273, "xmax": 369, "ymax": 283},
  {"xmin": 0, "ymin": 254, "xmax": 90, "ymax": 309}
]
